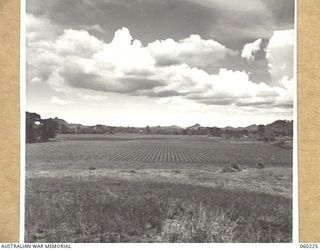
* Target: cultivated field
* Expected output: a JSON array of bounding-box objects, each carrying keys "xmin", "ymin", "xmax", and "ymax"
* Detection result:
[{"xmin": 25, "ymin": 134, "xmax": 293, "ymax": 243}]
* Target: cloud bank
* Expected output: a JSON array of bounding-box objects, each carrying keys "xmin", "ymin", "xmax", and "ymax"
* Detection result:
[{"xmin": 27, "ymin": 14, "xmax": 294, "ymax": 111}]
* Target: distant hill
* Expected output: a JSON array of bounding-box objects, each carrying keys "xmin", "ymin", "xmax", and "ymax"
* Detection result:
[
  {"xmin": 168, "ymin": 125, "xmax": 183, "ymax": 129},
  {"xmin": 220, "ymin": 121, "xmax": 292, "ymax": 136},
  {"xmin": 265, "ymin": 120, "xmax": 293, "ymax": 136},
  {"xmin": 223, "ymin": 126, "xmax": 235, "ymax": 130},
  {"xmin": 151, "ymin": 125, "xmax": 183, "ymax": 130},
  {"xmin": 245, "ymin": 124, "xmax": 258, "ymax": 132},
  {"xmin": 187, "ymin": 124, "xmax": 202, "ymax": 130}
]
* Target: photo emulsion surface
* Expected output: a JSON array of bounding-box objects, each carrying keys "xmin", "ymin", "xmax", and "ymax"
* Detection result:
[{"xmin": 25, "ymin": 0, "xmax": 295, "ymax": 243}]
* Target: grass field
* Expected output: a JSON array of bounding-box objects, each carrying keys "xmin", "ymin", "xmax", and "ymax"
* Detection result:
[{"xmin": 25, "ymin": 134, "xmax": 292, "ymax": 242}]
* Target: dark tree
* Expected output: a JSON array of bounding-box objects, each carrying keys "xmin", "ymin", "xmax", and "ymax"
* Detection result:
[
  {"xmin": 257, "ymin": 125, "xmax": 266, "ymax": 138},
  {"xmin": 40, "ymin": 118, "xmax": 58, "ymax": 142},
  {"xmin": 26, "ymin": 112, "xmax": 41, "ymax": 143},
  {"xmin": 26, "ymin": 112, "xmax": 58, "ymax": 143},
  {"xmin": 145, "ymin": 125, "xmax": 151, "ymax": 134}
]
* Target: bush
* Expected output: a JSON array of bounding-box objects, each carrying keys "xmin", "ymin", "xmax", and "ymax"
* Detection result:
[{"xmin": 162, "ymin": 201, "xmax": 237, "ymax": 242}]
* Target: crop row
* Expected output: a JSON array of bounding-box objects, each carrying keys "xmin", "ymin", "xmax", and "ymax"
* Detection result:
[{"xmin": 107, "ymin": 144, "xmax": 212, "ymax": 163}]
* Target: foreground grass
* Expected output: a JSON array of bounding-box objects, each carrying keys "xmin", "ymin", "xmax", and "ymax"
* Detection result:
[{"xmin": 25, "ymin": 177, "xmax": 291, "ymax": 243}]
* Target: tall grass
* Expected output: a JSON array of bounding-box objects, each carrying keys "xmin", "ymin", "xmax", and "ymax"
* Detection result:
[{"xmin": 25, "ymin": 177, "xmax": 291, "ymax": 243}]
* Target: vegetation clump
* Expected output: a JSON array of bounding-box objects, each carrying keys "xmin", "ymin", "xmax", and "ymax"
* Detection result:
[{"xmin": 26, "ymin": 112, "xmax": 58, "ymax": 143}]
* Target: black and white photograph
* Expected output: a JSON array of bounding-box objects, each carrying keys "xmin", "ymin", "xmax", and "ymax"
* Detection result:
[{"xmin": 25, "ymin": 0, "xmax": 295, "ymax": 243}]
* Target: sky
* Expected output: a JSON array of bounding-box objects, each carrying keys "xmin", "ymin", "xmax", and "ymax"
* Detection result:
[{"xmin": 26, "ymin": 0, "xmax": 295, "ymax": 127}]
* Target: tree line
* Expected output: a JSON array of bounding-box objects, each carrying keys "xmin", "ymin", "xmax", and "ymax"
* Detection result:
[{"xmin": 26, "ymin": 111, "xmax": 293, "ymax": 143}]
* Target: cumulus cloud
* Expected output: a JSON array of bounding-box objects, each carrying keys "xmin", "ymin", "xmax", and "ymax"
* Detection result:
[
  {"xmin": 266, "ymin": 29, "xmax": 294, "ymax": 85},
  {"xmin": 185, "ymin": 68, "xmax": 292, "ymax": 108},
  {"xmin": 241, "ymin": 38, "xmax": 262, "ymax": 62},
  {"xmin": 148, "ymin": 34, "xmax": 238, "ymax": 67},
  {"xmin": 55, "ymin": 29, "xmax": 104, "ymax": 57},
  {"xmin": 27, "ymin": 14, "xmax": 293, "ymax": 110},
  {"xmin": 272, "ymin": 76, "xmax": 294, "ymax": 108}
]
